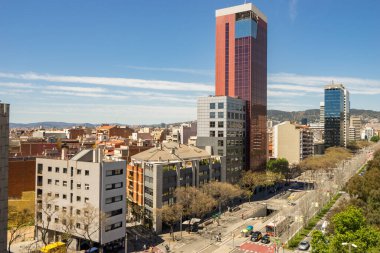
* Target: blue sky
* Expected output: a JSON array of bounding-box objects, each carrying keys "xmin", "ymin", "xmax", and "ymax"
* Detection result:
[{"xmin": 0, "ymin": 0, "xmax": 379, "ymax": 124}]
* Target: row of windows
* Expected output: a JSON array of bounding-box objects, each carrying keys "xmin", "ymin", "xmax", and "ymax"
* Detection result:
[
  {"xmin": 47, "ymin": 179, "xmax": 89, "ymax": 190},
  {"xmin": 209, "ymin": 121, "xmax": 224, "ymax": 128},
  {"xmin": 227, "ymin": 112, "xmax": 245, "ymax": 120},
  {"xmin": 210, "ymin": 112, "xmax": 224, "ymax": 119},
  {"xmin": 105, "ymin": 182, "xmax": 123, "ymax": 190},
  {"xmin": 105, "ymin": 195, "xmax": 123, "ymax": 204},
  {"xmin": 105, "ymin": 221, "xmax": 122, "ymax": 232},
  {"xmin": 209, "ymin": 131, "xmax": 224, "ymax": 137},
  {"xmin": 144, "ymin": 175, "xmax": 153, "ymax": 183},
  {"xmin": 47, "ymin": 192, "xmax": 89, "ymax": 203},
  {"xmin": 105, "ymin": 208, "xmax": 123, "ymax": 218},
  {"xmin": 43, "ymin": 165, "xmax": 90, "ymax": 176},
  {"xmin": 209, "ymin": 102, "xmax": 224, "ymax": 109},
  {"xmin": 106, "ymin": 169, "xmax": 123, "ymax": 177}
]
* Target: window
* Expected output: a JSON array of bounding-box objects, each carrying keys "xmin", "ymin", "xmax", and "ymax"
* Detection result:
[
  {"xmin": 55, "ymin": 193, "xmax": 59, "ymax": 198},
  {"xmin": 47, "ymin": 204, "xmax": 51, "ymax": 210},
  {"xmin": 218, "ymin": 140, "xmax": 224, "ymax": 147},
  {"xmin": 62, "ymin": 207, "xmax": 67, "ymax": 213},
  {"xmin": 77, "ymin": 169, "xmax": 81, "ymax": 175},
  {"xmin": 63, "ymin": 194, "xmax": 67, "ymax": 200},
  {"xmin": 85, "ymin": 170, "xmax": 89, "ymax": 176},
  {"xmin": 105, "ymin": 195, "xmax": 123, "ymax": 204},
  {"xmin": 105, "ymin": 222, "xmax": 122, "ymax": 232},
  {"xmin": 47, "ymin": 179, "xmax": 52, "ymax": 184},
  {"xmin": 218, "ymin": 149, "xmax": 224, "ymax": 156},
  {"xmin": 55, "ymin": 205, "xmax": 59, "ymax": 211},
  {"xmin": 218, "ymin": 112, "xmax": 224, "ymax": 118},
  {"xmin": 76, "ymin": 223, "xmax": 81, "ymax": 229},
  {"xmin": 106, "ymin": 208, "xmax": 123, "ymax": 218},
  {"xmin": 218, "ymin": 122, "xmax": 224, "ymax": 128},
  {"xmin": 85, "ymin": 197, "xmax": 89, "ymax": 203},
  {"xmin": 210, "ymin": 103, "xmax": 215, "ymax": 109},
  {"xmin": 47, "ymin": 192, "xmax": 52, "ymax": 197},
  {"xmin": 55, "ymin": 167, "xmax": 59, "ymax": 173},
  {"xmin": 37, "ymin": 164, "xmax": 43, "ymax": 174},
  {"xmin": 76, "ymin": 196, "xmax": 81, "ymax": 202},
  {"xmin": 76, "ymin": 210, "xmax": 81, "ymax": 215},
  {"xmin": 210, "ymin": 112, "xmax": 215, "ymax": 118},
  {"xmin": 55, "ymin": 218, "xmax": 59, "ymax": 223},
  {"xmin": 63, "ymin": 168, "xmax": 67, "ymax": 174},
  {"xmin": 48, "ymin": 166, "xmax": 52, "ymax": 172},
  {"xmin": 77, "ymin": 183, "xmax": 81, "ymax": 189},
  {"xmin": 106, "ymin": 169, "xmax": 123, "ymax": 177},
  {"xmin": 218, "ymin": 131, "xmax": 224, "ymax": 137},
  {"xmin": 209, "ymin": 121, "xmax": 215, "ymax": 128},
  {"xmin": 85, "ymin": 184, "xmax": 89, "ymax": 190},
  {"xmin": 106, "ymin": 182, "xmax": 122, "ymax": 190},
  {"xmin": 63, "ymin": 181, "xmax": 67, "ymax": 187},
  {"xmin": 55, "ymin": 180, "xmax": 59, "ymax": 186},
  {"xmin": 218, "ymin": 102, "xmax": 224, "ymax": 109},
  {"xmin": 210, "ymin": 131, "xmax": 215, "ymax": 137}
]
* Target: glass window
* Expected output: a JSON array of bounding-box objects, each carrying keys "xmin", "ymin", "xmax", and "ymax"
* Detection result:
[
  {"xmin": 210, "ymin": 131, "xmax": 215, "ymax": 137},
  {"xmin": 63, "ymin": 168, "xmax": 67, "ymax": 173},
  {"xmin": 210, "ymin": 121, "xmax": 215, "ymax": 128},
  {"xmin": 218, "ymin": 112, "xmax": 224, "ymax": 118},
  {"xmin": 48, "ymin": 166, "xmax": 52, "ymax": 172},
  {"xmin": 218, "ymin": 131, "xmax": 224, "ymax": 137},
  {"xmin": 77, "ymin": 169, "xmax": 81, "ymax": 175},
  {"xmin": 218, "ymin": 122, "xmax": 224, "ymax": 128},
  {"xmin": 210, "ymin": 103, "xmax": 215, "ymax": 109},
  {"xmin": 55, "ymin": 167, "xmax": 59, "ymax": 173},
  {"xmin": 218, "ymin": 140, "xmax": 224, "ymax": 147},
  {"xmin": 76, "ymin": 196, "xmax": 81, "ymax": 202},
  {"xmin": 63, "ymin": 181, "xmax": 67, "ymax": 187},
  {"xmin": 85, "ymin": 184, "xmax": 89, "ymax": 190},
  {"xmin": 218, "ymin": 102, "xmax": 224, "ymax": 109},
  {"xmin": 210, "ymin": 112, "xmax": 215, "ymax": 118},
  {"xmin": 85, "ymin": 170, "xmax": 89, "ymax": 176}
]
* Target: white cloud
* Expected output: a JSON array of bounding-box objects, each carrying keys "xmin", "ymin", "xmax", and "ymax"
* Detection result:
[
  {"xmin": 46, "ymin": 85, "xmax": 107, "ymax": 93},
  {"xmin": 123, "ymin": 65, "xmax": 213, "ymax": 76},
  {"xmin": 269, "ymin": 84, "xmax": 322, "ymax": 93},
  {"xmin": 0, "ymin": 72, "xmax": 213, "ymax": 92},
  {"xmin": 0, "ymin": 82, "xmax": 34, "ymax": 88}
]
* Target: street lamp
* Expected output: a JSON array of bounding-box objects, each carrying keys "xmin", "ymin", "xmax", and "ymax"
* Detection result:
[{"xmin": 342, "ymin": 242, "xmax": 357, "ymax": 253}]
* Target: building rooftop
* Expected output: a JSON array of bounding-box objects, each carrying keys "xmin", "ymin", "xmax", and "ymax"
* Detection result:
[
  {"xmin": 215, "ymin": 3, "xmax": 267, "ymax": 22},
  {"xmin": 131, "ymin": 142, "xmax": 210, "ymax": 163}
]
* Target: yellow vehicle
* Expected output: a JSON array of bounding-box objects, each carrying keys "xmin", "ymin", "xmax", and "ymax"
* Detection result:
[{"xmin": 40, "ymin": 242, "xmax": 66, "ymax": 253}]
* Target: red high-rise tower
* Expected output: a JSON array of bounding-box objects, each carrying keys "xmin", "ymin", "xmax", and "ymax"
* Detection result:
[{"xmin": 215, "ymin": 3, "xmax": 267, "ymax": 171}]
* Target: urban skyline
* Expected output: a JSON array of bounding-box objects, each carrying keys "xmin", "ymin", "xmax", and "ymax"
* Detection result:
[{"xmin": 0, "ymin": 1, "xmax": 379, "ymax": 124}]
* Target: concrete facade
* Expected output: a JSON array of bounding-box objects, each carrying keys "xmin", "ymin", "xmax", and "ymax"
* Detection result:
[
  {"xmin": 0, "ymin": 103, "xmax": 9, "ymax": 252},
  {"xmin": 130, "ymin": 143, "xmax": 223, "ymax": 233},
  {"xmin": 35, "ymin": 149, "xmax": 126, "ymax": 250},
  {"xmin": 196, "ymin": 96, "xmax": 246, "ymax": 183},
  {"xmin": 273, "ymin": 121, "xmax": 313, "ymax": 165}
]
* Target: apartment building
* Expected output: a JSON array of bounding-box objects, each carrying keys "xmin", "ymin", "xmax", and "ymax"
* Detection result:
[
  {"xmin": 35, "ymin": 149, "xmax": 126, "ymax": 251},
  {"xmin": 96, "ymin": 125, "xmax": 134, "ymax": 141},
  {"xmin": 197, "ymin": 96, "xmax": 246, "ymax": 183},
  {"xmin": 128, "ymin": 142, "xmax": 224, "ymax": 233},
  {"xmin": 349, "ymin": 116, "xmax": 361, "ymax": 142},
  {"xmin": 273, "ymin": 121, "xmax": 313, "ymax": 165},
  {"xmin": 0, "ymin": 103, "xmax": 9, "ymax": 252}
]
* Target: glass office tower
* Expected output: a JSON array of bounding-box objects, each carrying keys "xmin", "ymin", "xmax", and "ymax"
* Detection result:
[
  {"xmin": 215, "ymin": 3, "xmax": 267, "ymax": 171},
  {"xmin": 324, "ymin": 84, "xmax": 349, "ymax": 148}
]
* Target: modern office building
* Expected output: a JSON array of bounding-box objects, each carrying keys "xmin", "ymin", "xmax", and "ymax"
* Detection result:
[
  {"xmin": 35, "ymin": 149, "xmax": 126, "ymax": 251},
  {"xmin": 272, "ymin": 121, "xmax": 313, "ymax": 165},
  {"xmin": 197, "ymin": 96, "xmax": 246, "ymax": 183},
  {"xmin": 128, "ymin": 142, "xmax": 223, "ymax": 233},
  {"xmin": 324, "ymin": 83, "xmax": 349, "ymax": 148},
  {"xmin": 0, "ymin": 103, "xmax": 9, "ymax": 252},
  {"xmin": 215, "ymin": 3, "xmax": 267, "ymax": 171}
]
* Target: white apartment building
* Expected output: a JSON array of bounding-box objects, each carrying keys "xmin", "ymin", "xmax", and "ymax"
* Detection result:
[
  {"xmin": 349, "ymin": 116, "xmax": 361, "ymax": 142},
  {"xmin": 35, "ymin": 149, "xmax": 126, "ymax": 251},
  {"xmin": 273, "ymin": 121, "xmax": 313, "ymax": 165},
  {"xmin": 0, "ymin": 103, "xmax": 9, "ymax": 252}
]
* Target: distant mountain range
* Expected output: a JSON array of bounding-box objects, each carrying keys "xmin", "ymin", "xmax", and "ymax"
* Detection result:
[
  {"xmin": 268, "ymin": 109, "xmax": 380, "ymax": 123},
  {"xmin": 10, "ymin": 109, "xmax": 380, "ymax": 129}
]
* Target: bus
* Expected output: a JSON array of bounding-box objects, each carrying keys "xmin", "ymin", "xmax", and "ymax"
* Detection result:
[
  {"xmin": 265, "ymin": 216, "xmax": 294, "ymax": 237},
  {"xmin": 40, "ymin": 242, "xmax": 66, "ymax": 253}
]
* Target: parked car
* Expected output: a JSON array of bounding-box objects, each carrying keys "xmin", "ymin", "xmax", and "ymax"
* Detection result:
[
  {"xmin": 251, "ymin": 231, "xmax": 263, "ymax": 242},
  {"xmin": 261, "ymin": 234, "xmax": 270, "ymax": 244},
  {"xmin": 298, "ymin": 241, "xmax": 310, "ymax": 251}
]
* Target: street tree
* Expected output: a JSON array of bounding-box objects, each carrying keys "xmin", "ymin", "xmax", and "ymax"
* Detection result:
[
  {"xmin": 267, "ymin": 158, "xmax": 289, "ymax": 175},
  {"xmin": 75, "ymin": 203, "xmax": 105, "ymax": 250},
  {"xmin": 202, "ymin": 181, "xmax": 243, "ymax": 214},
  {"xmin": 37, "ymin": 194, "xmax": 59, "ymax": 246},
  {"xmin": 370, "ymin": 135, "xmax": 379, "ymax": 143},
  {"xmin": 156, "ymin": 204, "xmax": 183, "ymax": 240},
  {"xmin": 310, "ymin": 230, "xmax": 329, "ymax": 253},
  {"xmin": 7, "ymin": 207, "xmax": 34, "ymax": 253}
]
